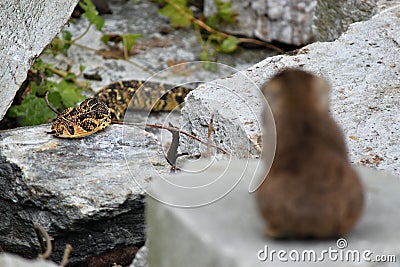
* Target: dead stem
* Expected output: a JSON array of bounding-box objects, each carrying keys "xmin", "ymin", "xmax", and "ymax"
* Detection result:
[
  {"xmin": 33, "ymin": 223, "xmax": 52, "ymax": 259},
  {"xmin": 163, "ymin": 0, "xmax": 284, "ymax": 54},
  {"xmin": 207, "ymin": 114, "xmax": 215, "ymax": 158},
  {"xmin": 112, "ymin": 120, "xmax": 230, "ymax": 155},
  {"xmin": 44, "ymin": 91, "xmax": 60, "ymax": 115},
  {"xmin": 59, "ymin": 244, "xmax": 73, "ymax": 267}
]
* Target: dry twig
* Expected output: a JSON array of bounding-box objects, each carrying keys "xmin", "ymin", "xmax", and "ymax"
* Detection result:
[
  {"xmin": 33, "ymin": 223, "xmax": 52, "ymax": 259},
  {"xmin": 59, "ymin": 244, "xmax": 73, "ymax": 267},
  {"xmin": 112, "ymin": 121, "xmax": 229, "ymax": 155},
  {"xmin": 206, "ymin": 114, "xmax": 215, "ymax": 158},
  {"xmin": 163, "ymin": 0, "xmax": 284, "ymax": 54},
  {"xmin": 45, "ymin": 66, "xmax": 94, "ymax": 92},
  {"xmin": 44, "ymin": 91, "xmax": 61, "ymax": 115}
]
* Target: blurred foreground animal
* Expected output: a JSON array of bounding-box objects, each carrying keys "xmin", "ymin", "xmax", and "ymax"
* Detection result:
[{"xmin": 256, "ymin": 69, "xmax": 364, "ymax": 239}]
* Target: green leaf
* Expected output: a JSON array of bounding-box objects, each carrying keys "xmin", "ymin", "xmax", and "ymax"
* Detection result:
[
  {"xmin": 122, "ymin": 33, "xmax": 143, "ymax": 51},
  {"xmin": 31, "ymin": 58, "xmax": 44, "ymax": 73},
  {"xmin": 199, "ymin": 50, "xmax": 211, "ymax": 61},
  {"xmin": 205, "ymin": 0, "xmax": 237, "ymax": 27},
  {"xmin": 215, "ymin": 0, "xmax": 237, "ymax": 24},
  {"xmin": 61, "ymin": 30, "xmax": 72, "ymax": 55},
  {"xmin": 64, "ymin": 72, "xmax": 77, "ymax": 81},
  {"xmin": 13, "ymin": 98, "xmax": 56, "ymax": 126},
  {"xmin": 56, "ymin": 80, "xmax": 86, "ymax": 107},
  {"xmin": 80, "ymin": 0, "xmax": 105, "ymax": 31},
  {"xmin": 47, "ymin": 91, "xmax": 63, "ymax": 110},
  {"xmin": 31, "ymin": 59, "xmax": 54, "ymax": 77},
  {"xmin": 62, "ymin": 30, "xmax": 72, "ymax": 41},
  {"xmin": 7, "ymin": 59, "xmax": 87, "ymax": 126},
  {"xmin": 49, "ymin": 30, "xmax": 72, "ymax": 56},
  {"xmin": 100, "ymin": 34, "xmax": 110, "ymax": 43},
  {"xmin": 50, "ymin": 37, "xmax": 63, "ymax": 55},
  {"xmin": 7, "ymin": 83, "xmax": 58, "ymax": 126},
  {"xmin": 159, "ymin": 0, "xmax": 192, "ymax": 28},
  {"xmin": 220, "ymin": 36, "xmax": 239, "ymax": 53},
  {"xmin": 208, "ymin": 33, "xmax": 222, "ymax": 43},
  {"xmin": 199, "ymin": 50, "xmax": 218, "ymax": 71}
]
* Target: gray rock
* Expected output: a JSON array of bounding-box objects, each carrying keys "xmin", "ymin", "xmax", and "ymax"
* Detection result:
[
  {"xmin": 181, "ymin": 5, "xmax": 400, "ymax": 176},
  {"xmin": 0, "ymin": 124, "xmax": 169, "ymax": 265},
  {"xmin": 180, "ymin": 75, "xmax": 266, "ymax": 158},
  {"xmin": 0, "ymin": 0, "xmax": 80, "ymax": 121},
  {"xmin": 147, "ymin": 160, "xmax": 400, "ymax": 267},
  {"xmin": 0, "ymin": 253, "xmax": 58, "ymax": 267},
  {"xmin": 314, "ymin": 0, "xmax": 378, "ymax": 42},
  {"xmin": 130, "ymin": 245, "xmax": 148, "ymax": 267},
  {"xmin": 44, "ymin": 0, "xmax": 276, "ymax": 91},
  {"xmin": 204, "ymin": 0, "xmax": 377, "ymax": 45}
]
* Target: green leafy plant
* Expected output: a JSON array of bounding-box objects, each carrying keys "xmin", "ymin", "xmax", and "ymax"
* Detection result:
[
  {"xmin": 101, "ymin": 33, "xmax": 143, "ymax": 59},
  {"xmin": 7, "ymin": 79, "xmax": 86, "ymax": 126},
  {"xmin": 50, "ymin": 30, "xmax": 72, "ymax": 56},
  {"xmin": 159, "ymin": 0, "xmax": 193, "ymax": 27},
  {"xmin": 205, "ymin": 0, "xmax": 237, "ymax": 28},
  {"xmin": 8, "ymin": 83, "xmax": 57, "ymax": 126},
  {"xmin": 7, "ymin": 59, "xmax": 86, "ymax": 126},
  {"xmin": 5, "ymin": 0, "xmax": 145, "ymax": 127},
  {"xmin": 79, "ymin": 0, "xmax": 105, "ymax": 31},
  {"xmin": 158, "ymin": 0, "xmax": 283, "ymax": 67}
]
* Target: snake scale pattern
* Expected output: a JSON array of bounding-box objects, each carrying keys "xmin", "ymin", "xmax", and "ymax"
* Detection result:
[{"xmin": 50, "ymin": 80, "xmax": 192, "ymax": 138}]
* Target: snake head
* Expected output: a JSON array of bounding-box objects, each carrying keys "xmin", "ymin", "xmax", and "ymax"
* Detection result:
[
  {"xmin": 50, "ymin": 119, "xmax": 76, "ymax": 138},
  {"xmin": 49, "ymin": 99, "xmax": 111, "ymax": 138}
]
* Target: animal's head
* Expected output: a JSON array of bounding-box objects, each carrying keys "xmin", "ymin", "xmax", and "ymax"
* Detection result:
[
  {"xmin": 262, "ymin": 68, "xmax": 331, "ymax": 114},
  {"xmin": 50, "ymin": 107, "xmax": 79, "ymax": 138},
  {"xmin": 50, "ymin": 98, "xmax": 111, "ymax": 138}
]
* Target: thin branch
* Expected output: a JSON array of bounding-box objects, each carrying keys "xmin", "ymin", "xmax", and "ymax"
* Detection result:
[
  {"xmin": 237, "ymin": 37, "xmax": 285, "ymax": 53},
  {"xmin": 34, "ymin": 223, "xmax": 52, "ymax": 260},
  {"xmin": 207, "ymin": 114, "xmax": 215, "ymax": 158},
  {"xmin": 163, "ymin": 0, "xmax": 284, "ymax": 54},
  {"xmin": 59, "ymin": 244, "xmax": 73, "ymax": 267},
  {"xmin": 45, "ymin": 65, "xmax": 94, "ymax": 92},
  {"xmin": 71, "ymin": 24, "xmax": 92, "ymax": 43},
  {"xmin": 112, "ymin": 121, "xmax": 230, "ymax": 155},
  {"xmin": 45, "ymin": 92, "xmax": 229, "ymax": 155},
  {"xmin": 122, "ymin": 35, "xmax": 129, "ymax": 60},
  {"xmin": 44, "ymin": 91, "xmax": 60, "ymax": 115}
]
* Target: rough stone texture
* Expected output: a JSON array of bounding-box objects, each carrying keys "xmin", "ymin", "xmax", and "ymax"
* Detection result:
[
  {"xmin": 0, "ymin": 253, "xmax": 58, "ymax": 267},
  {"xmin": 181, "ymin": 5, "xmax": 400, "ymax": 176},
  {"xmin": 31, "ymin": 0, "xmax": 277, "ymax": 148},
  {"xmin": 130, "ymin": 245, "xmax": 148, "ymax": 267},
  {"xmin": 147, "ymin": 160, "xmax": 400, "ymax": 267},
  {"xmin": 0, "ymin": 0, "xmax": 80, "ymax": 121},
  {"xmin": 314, "ymin": 0, "xmax": 377, "ymax": 42},
  {"xmin": 44, "ymin": 0, "xmax": 276, "ymax": 91},
  {"xmin": 204, "ymin": 0, "xmax": 377, "ymax": 45},
  {"xmin": 0, "ymin": 124, "xmax": 169, "ymax": 265},
  {"xmin": 180, "ymin": 75, "xmax": 267, "ymax": 158}
]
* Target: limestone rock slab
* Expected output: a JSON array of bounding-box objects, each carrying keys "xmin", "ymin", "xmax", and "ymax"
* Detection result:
[
  {"xmin": 0, "ymin": 124, "xmax": 168, "ymax": 265},
  {"xmin": 0, "ymin": 253, "xmax": 58, "ymax": 267},
  {"xmin": 147, "ymin": 160, "xmax": 400, "ymax": 267},
  {"xmin": 0, "ymin": 0, "xmax": 80, "ymax": 121},
  {"xmin": 181, "ymin": 5, "xmax": 400, "ymax": 176},
  {"xmin": 204, "ymin": 0, "xmax": 377, "ymax": 45}
]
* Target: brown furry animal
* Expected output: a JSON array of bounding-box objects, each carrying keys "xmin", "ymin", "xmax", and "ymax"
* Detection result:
[{"xmin": 256, "ymin": 69, "xmax": 364, "ymax": 239}]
